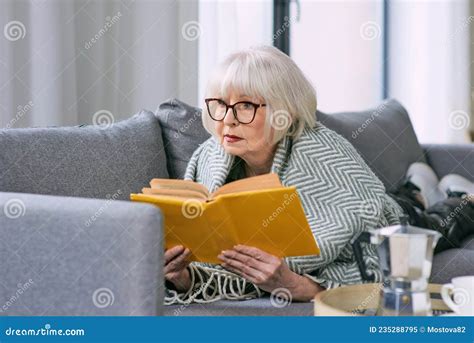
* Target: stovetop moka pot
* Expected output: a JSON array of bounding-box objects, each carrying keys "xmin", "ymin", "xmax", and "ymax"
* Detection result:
[{"xmin": 352, "ymin": 216, "xmax": 441, "ymax": 316}]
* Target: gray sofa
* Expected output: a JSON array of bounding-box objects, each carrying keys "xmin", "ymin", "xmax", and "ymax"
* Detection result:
[
  {"xmin": 0, "ymin": 99, "xmax": 472, "ymax": 316},
  {"xmin": 0, "ymin": 111, "xmax": 168, "ymax": 315}
]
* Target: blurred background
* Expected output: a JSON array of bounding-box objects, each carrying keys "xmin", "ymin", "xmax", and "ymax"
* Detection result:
[{"xmin": 0, "ymin": 0, "xmax": 473, "ymax": 144}]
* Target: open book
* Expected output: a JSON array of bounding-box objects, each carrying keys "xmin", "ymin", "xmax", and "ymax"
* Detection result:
[{"xmin": 130, "ymin": 173, "xmax": 320, "ymax": 263}]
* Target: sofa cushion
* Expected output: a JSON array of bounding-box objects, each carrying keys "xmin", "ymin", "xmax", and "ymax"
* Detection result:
[
  {"xmin": 317, "ymin": 99, "xmax": 426, "ymax": 192},
  {"xmin": 431, "ymin": 247, "xmax": 474, "ymax": 284},
  {"xmin": 155, "ymin": 99, "xmax": 210, "ymax": 179},
  {"xmin": 461, "ymin": 235, "xmax": 474, "ymax": 250},
  {"xmin": 422, "ymin": 144, "xmax": 474, "ymax": 182},
  {"xmin": 164, "ymin": 297, "xmax": 314, "ymax": 316},
  {"xmin": 0, "ymin": 110, "xmax": 168, "ymax": 200}
]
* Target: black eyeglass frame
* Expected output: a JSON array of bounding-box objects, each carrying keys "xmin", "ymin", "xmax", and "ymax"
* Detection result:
[{"xmin": 204, "ymin": 98, "xmax": 267, "ymax": 124}]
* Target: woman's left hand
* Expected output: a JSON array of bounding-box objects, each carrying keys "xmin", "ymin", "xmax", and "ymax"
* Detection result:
[{"xmin": 217, "ymin": 244, "xmax": 322, "ymax": 301}]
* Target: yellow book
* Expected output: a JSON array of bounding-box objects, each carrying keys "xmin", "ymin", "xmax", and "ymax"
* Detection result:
[{"xmin": 130, "ymin": 173, "xmax": 320, "ymax": 263}]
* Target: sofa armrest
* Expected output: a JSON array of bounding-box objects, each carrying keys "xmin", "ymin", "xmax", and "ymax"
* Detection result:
[
  {"xmin": 0, "ymin": 192, "xmax": 164, "ymax": 315},
  {"xmin": 422, "ymin": 144, "xmax": 474, "ymax": 181}
]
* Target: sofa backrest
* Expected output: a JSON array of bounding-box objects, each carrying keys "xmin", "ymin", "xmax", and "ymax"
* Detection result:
[
  {"xmin": 0, "ymin": 99, "xmax": 424, "ymax": 197},
  {"xmin": 155, "ymin": 99, "xmax": 210, "ymax": 179},
  {"xmin": 317, "ymin": 99, "xmax": 426, "ymax": 192},
  {"xmin": 0, "ymin": 110, "xmax": 168, "ymax": 200},
  {"xmin": 157, "ymin": 98, "xmax": 425, "ymax": 192}
]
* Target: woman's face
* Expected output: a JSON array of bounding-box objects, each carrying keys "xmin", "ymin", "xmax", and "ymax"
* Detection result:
[{"xmin": 212, "ymin": 91, "xmax": 275, "ymax": 161}]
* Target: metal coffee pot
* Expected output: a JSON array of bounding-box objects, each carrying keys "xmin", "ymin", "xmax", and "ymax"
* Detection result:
[{"xmin": 352, "ymin": 216, "xmax": 441, "ymax": 316}]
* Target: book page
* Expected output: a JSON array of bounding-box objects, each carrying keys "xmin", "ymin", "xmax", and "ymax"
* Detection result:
[
  {"xmin": 142, "ymin": 187, "xmax": 207, "ymax": 201},
  {"xmin": 210, "ymin": 173, "xmax": 282, "ymax": 199},
  {"xmin": 136, "ymin": 192, "xmax": 206, "ymax": 202},
  {"xmin": 149, "ymin": 179, "xmax": 209, "ymax": 199}
]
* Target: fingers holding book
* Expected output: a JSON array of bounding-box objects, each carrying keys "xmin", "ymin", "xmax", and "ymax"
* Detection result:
[
  {"xmin": 164, "ymin": 245, "xmax": 192, "ymax": 292},
  {"xmin": 217, "ymin": 244, "xmax": 324, "ymax": 301},
  {"xmin": 218, "ymin": 245, "xmax": 295, "ymax": 291}
]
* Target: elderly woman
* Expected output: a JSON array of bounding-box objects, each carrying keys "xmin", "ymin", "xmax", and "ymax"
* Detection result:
[{"xmin": 164, "ymin": 45, "xmax": 404, "ymax": 305}]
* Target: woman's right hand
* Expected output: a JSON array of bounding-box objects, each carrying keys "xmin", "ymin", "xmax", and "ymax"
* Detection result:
[{"xmin": 164, "ymin": 245, "xmax": 192, "ymax": 292}]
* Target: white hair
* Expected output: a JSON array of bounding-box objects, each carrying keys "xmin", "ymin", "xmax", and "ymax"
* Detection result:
[{"xmin": 202, "ymin": 45, "xmax": 317, "ymax": 143}]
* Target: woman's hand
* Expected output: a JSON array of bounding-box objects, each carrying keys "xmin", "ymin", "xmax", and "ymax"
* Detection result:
[
  {"xmin": 217, "ymin": 245, "xmax": 323, "ymax": 301},
  {"xmin": 164, "ymin": 245, "xmax": 192, "ymax": 292}
]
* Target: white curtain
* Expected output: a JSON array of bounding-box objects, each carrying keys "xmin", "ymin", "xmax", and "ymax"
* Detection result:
[
  {"xmin": 388, "ymin": 0, "xmax": 471, "ymax": 144},
  {"xmin": 197, "ymin": 0, "xmax": 273, "ymax": 103},
  {"xmin": 290, "ymin": 0, "xmax": 385, "ymax": 113},
  {"xmin": 0, "ymin": 0, "xmax": 199, "ymax": 128},
  {"xmin": 289, "ymin": 0, "xmax": 472, "ymax": 144}
]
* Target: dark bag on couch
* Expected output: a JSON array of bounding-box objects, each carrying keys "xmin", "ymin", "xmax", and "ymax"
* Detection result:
[{"xmin": 389, "ymin": 180, "xmax": 474, "ymax": 254}]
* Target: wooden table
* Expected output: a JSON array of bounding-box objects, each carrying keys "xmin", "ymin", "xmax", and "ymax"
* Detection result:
[{"xmin": 314, "ymin": 283, "xmax": 450, "ymax": 316}]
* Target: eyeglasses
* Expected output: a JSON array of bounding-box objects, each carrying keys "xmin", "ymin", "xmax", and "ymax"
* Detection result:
[{"xmin": 205, "ymin": 98, "xmax": 266, "ymax": 124}]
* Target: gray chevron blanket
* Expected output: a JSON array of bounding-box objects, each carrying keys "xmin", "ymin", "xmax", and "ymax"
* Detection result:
[{"xmin": 165, "ymin": 123, "xmax": 404, "ymax": 305}]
